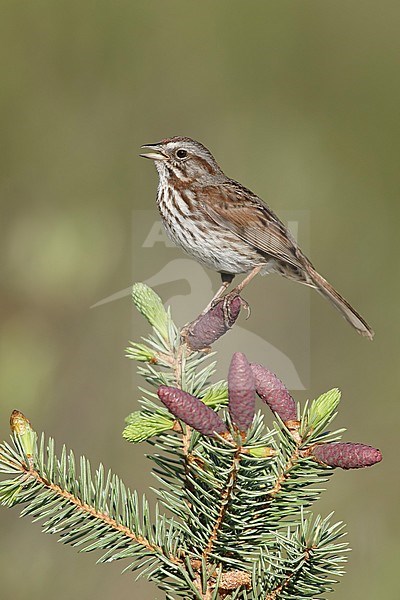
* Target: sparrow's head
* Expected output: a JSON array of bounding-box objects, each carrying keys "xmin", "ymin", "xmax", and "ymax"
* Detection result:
[{"xmin": 140, "ymin": 137, "xmax": 223, "ymax": 183}]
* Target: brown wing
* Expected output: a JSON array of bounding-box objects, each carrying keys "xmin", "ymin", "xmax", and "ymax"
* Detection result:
[{"xmin": 199, "ymin": 181, "xmax": 306, "ymax": 270}]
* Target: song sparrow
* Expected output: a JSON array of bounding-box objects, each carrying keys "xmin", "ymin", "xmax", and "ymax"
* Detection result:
[{"xmin": 140, "ymin": 137, "xmax": 373, "ymax": 339}]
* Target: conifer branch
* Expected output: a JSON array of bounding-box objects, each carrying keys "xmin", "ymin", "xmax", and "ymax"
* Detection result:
[
  {"xmin": 0, "ymin": 432, "xmax": 185, "ymax": 579},
  {"xmin": 265, "ymin": 546, "xmax": 312, "ymax": 600},
  {"xmin": 202, "ymin": 445, "xmax": 242, "ymax": 560},
  {"xmin": 16, "ymin": 456, "xmax": 169, "ymax": 558},
  {"xmin": 0, "ymin": 283, "xmax": 381, "ymax": 599},
  {"xmin": 268, "ymin": 444, "xmax": 301, "ymax": 498}
]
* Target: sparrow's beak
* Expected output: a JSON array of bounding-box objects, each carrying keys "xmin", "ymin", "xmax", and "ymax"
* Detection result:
[{"xmin": 140, "ymin": 143, "xmax": 169, "ymax": 161}]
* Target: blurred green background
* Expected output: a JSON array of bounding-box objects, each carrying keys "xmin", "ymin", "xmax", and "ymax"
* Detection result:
[{"xmin": 0, "ymin": 1, "xmax": 399, "ymax": 598}]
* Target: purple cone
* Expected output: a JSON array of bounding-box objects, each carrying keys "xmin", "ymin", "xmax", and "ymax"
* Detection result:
[
  {"xmin": 228, "ymin": 352, "xmax": 256, "ymax": 431},
  {"xmin": 312, "ymin": 442, "xmax": 382, "ymax": 470},
  {"xmin": 157, "ymin": 386, "xmax": 228, "ymax": 438},
  {"xmin": 250, "ymin": 364, "xmax": 297, "ymax": 423},
  {"xmin": 186, "ymin": 295, "xmax": 242, "ymax": 350}
]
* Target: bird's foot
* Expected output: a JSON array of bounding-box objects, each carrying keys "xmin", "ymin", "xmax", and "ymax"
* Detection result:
[
  {"xmin": 203, "ymin": 291, "xmax": 250, "ymax": 325},
  {"xmin": 220, "ymin": 292, "xmax": 250, "ymax": 324},
  {"xmin": 180, "ymin": 293, "xmax": 249, "ymax": 352}
]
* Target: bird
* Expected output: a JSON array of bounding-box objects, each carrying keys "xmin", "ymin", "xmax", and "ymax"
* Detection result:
[{"xmin": 140, "ymin": 136, "xmax": 373, "ymax": 340}]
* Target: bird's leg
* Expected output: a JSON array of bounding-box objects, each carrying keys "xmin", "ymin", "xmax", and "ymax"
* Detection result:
[
  {"xmin": 200, "ymin": 272, "xmax": 235, "ymax": 315},
  {"xmin": 201, "ymin": 268, "xmax": 259, "ymax": 319},
  {"xmin": 219, "ymin": 266, "xmax": 262, "ymax": 320},
  {"xmin": 180, "ymin": 273, "xmax": 235, "ymax": 342},
  {"xmin": 232, "ymin": 266, "xmax": 262, "ymax": 293}
]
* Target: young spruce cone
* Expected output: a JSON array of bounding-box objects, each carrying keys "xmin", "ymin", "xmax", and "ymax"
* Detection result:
[
  {"xmin": 185, "ymin": 295, "xmax": 242, "ymax": 350},
  {"xmin": 157, "ymin": 386, "xmax": 228, "ymax": 438},
  {"xmin": 250, "ymin": 363, "xmax": 297, "ymax": 423},
  {"xmin": 228, "ymin": 352, "xmax": 256, "ymax": 431},
  {"xmin": 312, "ymin": 442, "xmax": 382, "ymax": 469}
]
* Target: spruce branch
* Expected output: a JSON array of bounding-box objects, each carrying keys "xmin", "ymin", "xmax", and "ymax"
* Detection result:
[
  {"xmin": 0, "ymin": 431, "xmax": 184, "ymax": 578},
  {"xmin": 0, "ymin": 283, "xmax": 382, "ymax": 599},
  {"xmin": 201, "ymin": 445, "xmax": 242, "ymax": 561}
]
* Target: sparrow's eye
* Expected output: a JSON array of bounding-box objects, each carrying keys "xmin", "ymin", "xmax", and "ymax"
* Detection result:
[{"xmin": 176, "ymin": 149, "xmax": 188, "ymax": 159}]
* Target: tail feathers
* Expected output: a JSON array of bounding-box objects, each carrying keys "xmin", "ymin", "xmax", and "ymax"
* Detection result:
[{"xmin": 307, "ymin": 266, "xmax": 374, "ymax": 340}]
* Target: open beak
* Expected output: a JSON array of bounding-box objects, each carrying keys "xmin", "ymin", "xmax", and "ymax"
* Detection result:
[{"xmin": 140, "ymin": 143, "xmax": 168, "ymax": 161}]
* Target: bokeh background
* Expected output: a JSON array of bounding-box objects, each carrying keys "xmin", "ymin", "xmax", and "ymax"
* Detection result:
[{"xmin": 1, "ymin": 1, "xmax": 399, "ymax": 598}]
